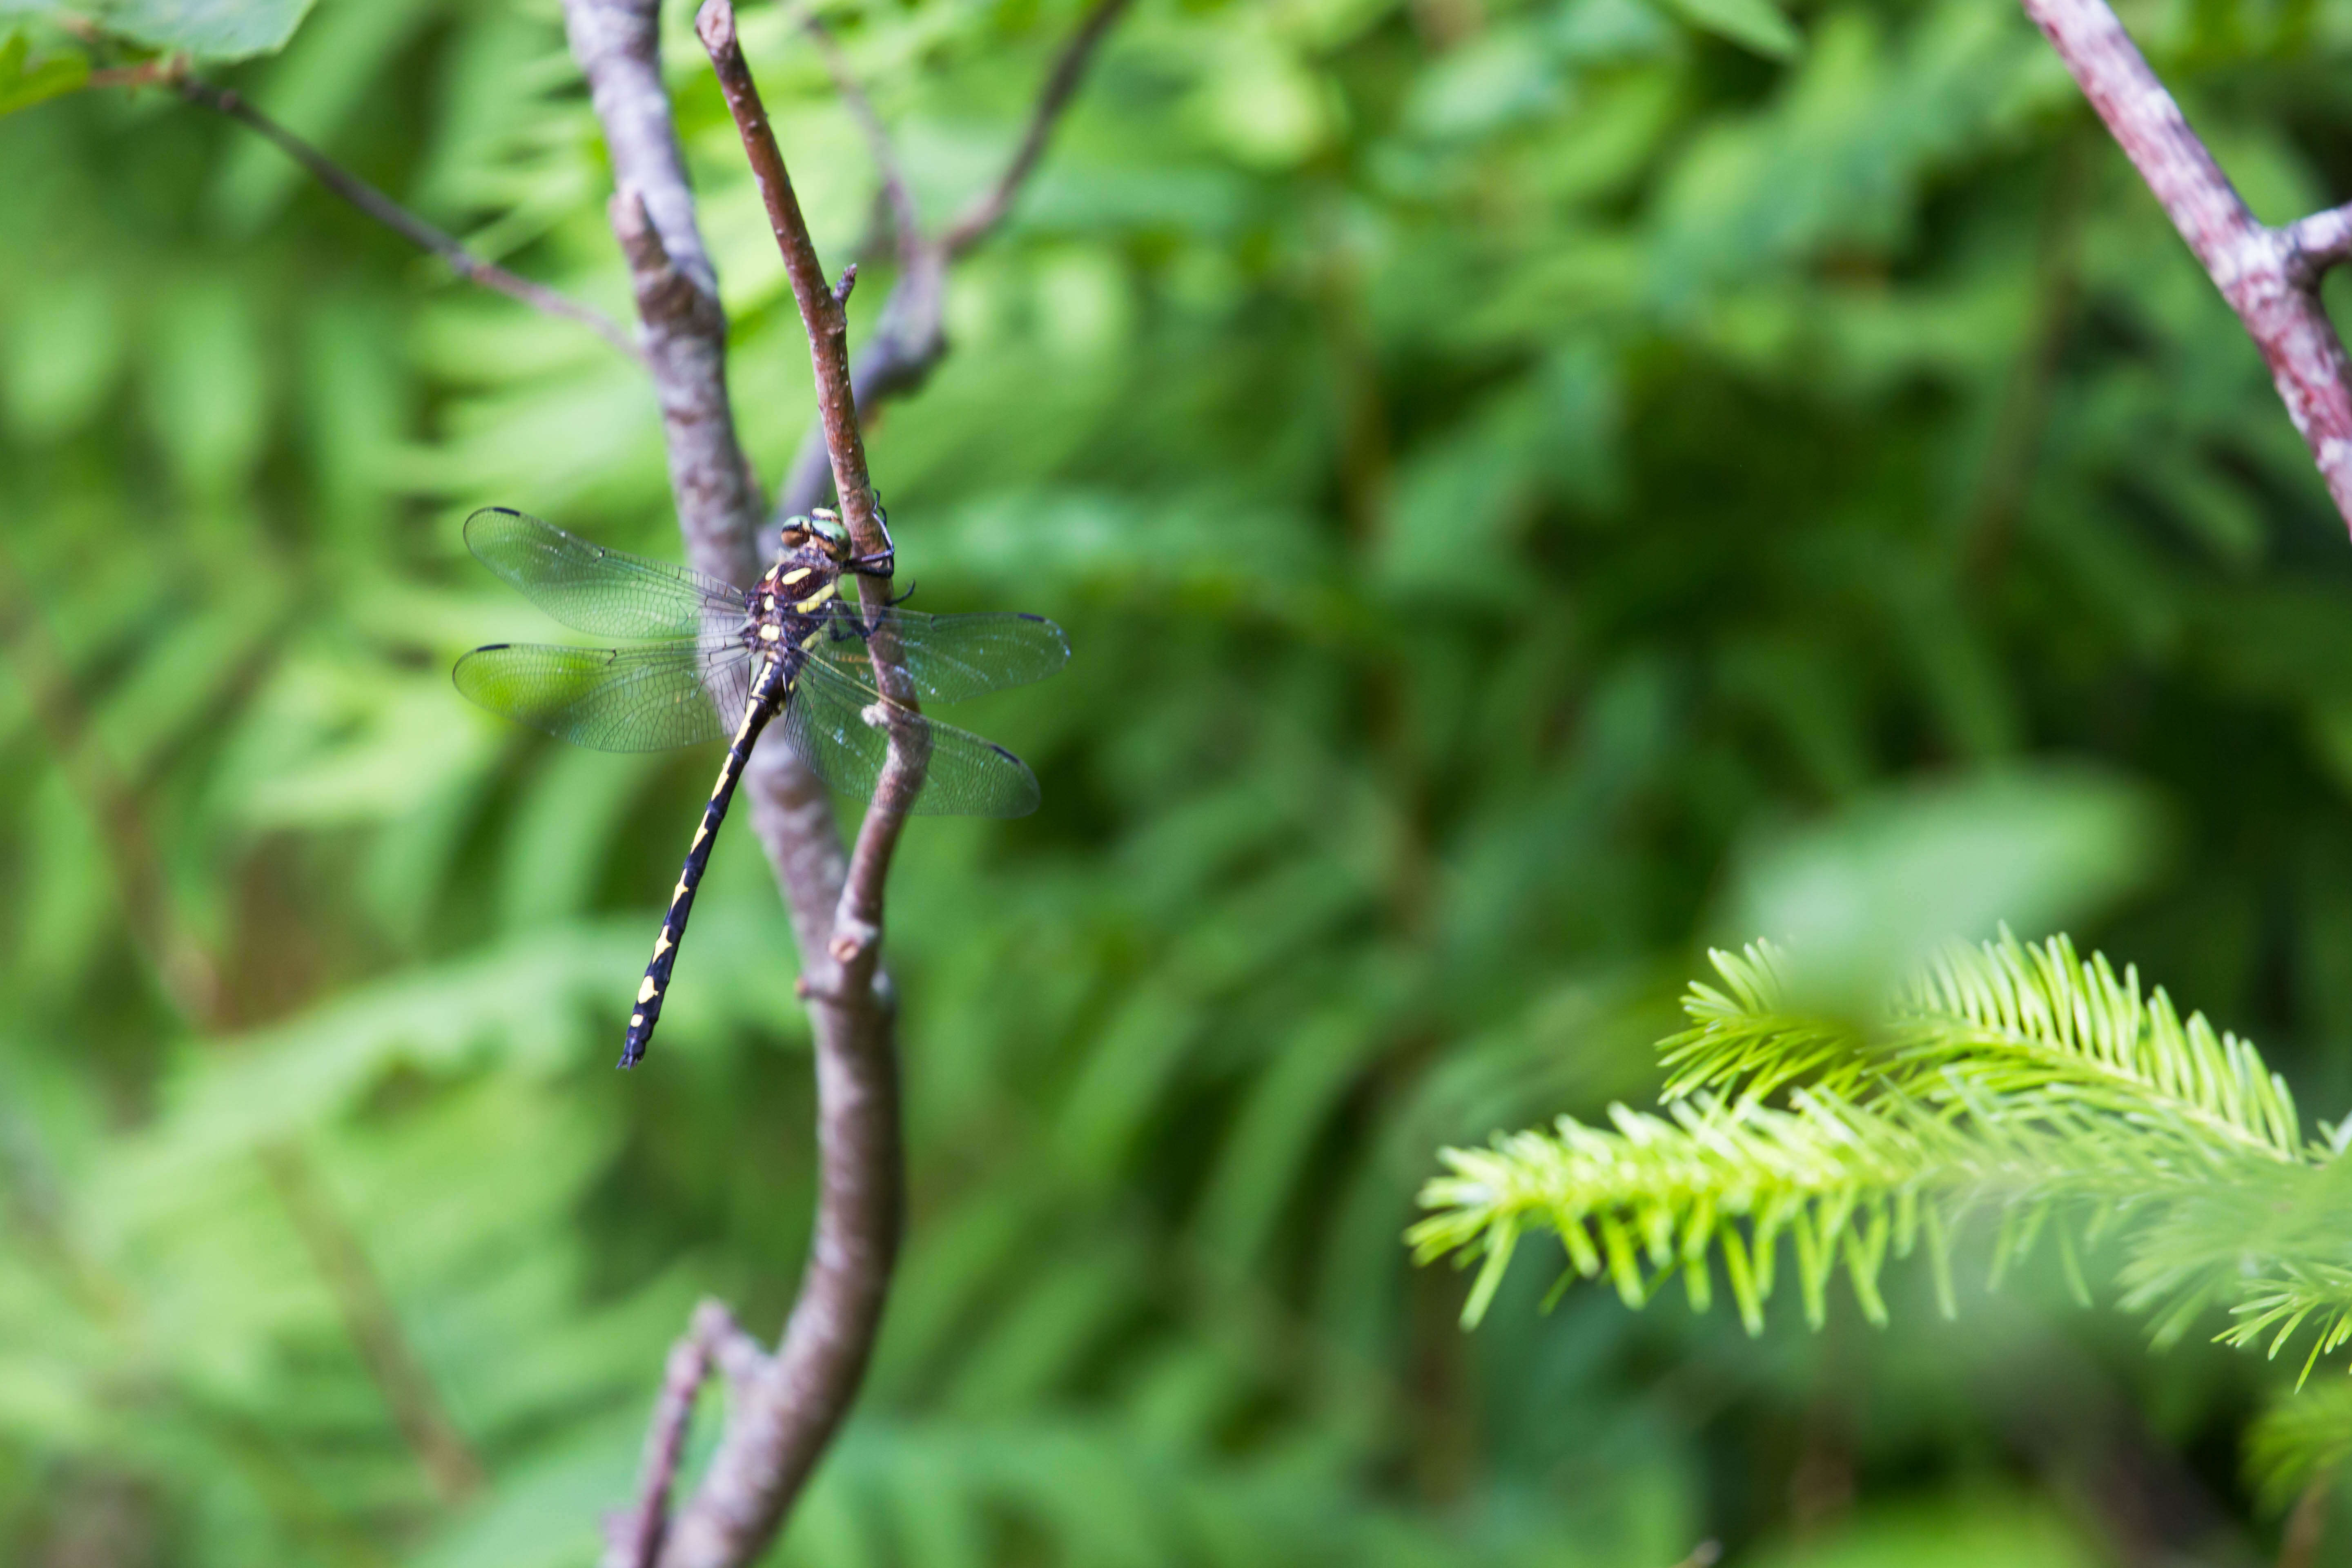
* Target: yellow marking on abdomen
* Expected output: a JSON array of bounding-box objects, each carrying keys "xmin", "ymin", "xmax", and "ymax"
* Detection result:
[{"xmin": 638, "ymin": 977, "xmax": 659, "ymax": 1002}]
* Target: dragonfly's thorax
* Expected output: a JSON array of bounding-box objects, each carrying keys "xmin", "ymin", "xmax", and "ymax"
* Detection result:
[{"xmin": 744, "ymin": 547, "xmax": 851, "ymax": 662}]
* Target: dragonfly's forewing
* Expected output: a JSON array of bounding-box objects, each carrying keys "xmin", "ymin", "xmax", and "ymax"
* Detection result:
[{"xmin": 465, "ymin": 508, "xmax": 744, "ymax": 642}]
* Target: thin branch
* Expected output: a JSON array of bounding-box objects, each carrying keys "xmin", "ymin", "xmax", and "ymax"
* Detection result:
[
  {"xmin": 696, "ymin": 1, "xmax": 886, "ymax": 568},
  {"xmin": 94, "ymin": 62, "xmax": 641, "ymax": 359},
  {"xmin": 260, "ymin": 1144, "xmax": 485, "ymax": 1508},
  {"xmin": 799, "ymin": 16, "xmax": 921, "ymax": 269},
  {"xmin": 2285, "ymin": 204, "xmax": 2352, "ymax": 276},
  {"xmin": 940, "ymin": 0, "xmax": 1134, "ymax": 256},
  {"xmin": 774, "ymin": 0, "xmax": 1133, "ymax": 520},
  {"xmin": 2018, "ymin": 0, "xmax": 2352, "ymax": 530},
  {"xmin": 603, "ymin": 1301, "xmax": 761, "ymax": 1568}
]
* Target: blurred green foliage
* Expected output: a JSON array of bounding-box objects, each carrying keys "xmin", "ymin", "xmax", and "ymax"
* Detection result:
[{"xmin": 9, "ymin": 0, "xmax": 2352, "ymax": 1562}]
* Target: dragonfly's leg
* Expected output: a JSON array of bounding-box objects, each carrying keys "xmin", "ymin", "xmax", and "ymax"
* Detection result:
[
  {"xmin": 846, "ymin": 497, "xmax": 897, "ymax": 577},
  {"xmin": 826, "ymin": 601, "xmax": 873, "ymax": 643}
]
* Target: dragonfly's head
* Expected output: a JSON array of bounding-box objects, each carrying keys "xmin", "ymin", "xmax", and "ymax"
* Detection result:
[{"xmin": 781, "ymin": 508, "xmax": 853, "ymax": 561}]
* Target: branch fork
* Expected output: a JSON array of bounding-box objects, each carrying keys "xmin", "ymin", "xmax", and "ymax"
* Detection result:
[
  {"xmin": 543, "ymin": 0, "xmax": 1130, "ymax": 1560},
  {"xmin": 2020, "ymin": 0, "xmax": 2352, "ymax": 529}
]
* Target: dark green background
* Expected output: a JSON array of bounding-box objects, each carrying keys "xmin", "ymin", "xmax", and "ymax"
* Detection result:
[{"xmin": 5, "ymin": 0, "xmax": 2351, "ymax": 1560}]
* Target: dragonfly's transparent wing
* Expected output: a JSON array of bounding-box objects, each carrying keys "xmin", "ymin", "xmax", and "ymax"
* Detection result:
[
  {"xmin": 781, "ymin": 657, "xmax": 1040, "ymax": 818},
  {"xmin": 465, "ymin": 508, "xmax": 745, "ymax": 641},
  {"xmin": 454, "ymin": 641, "xmax": 754, "ymax": 752},
  {"xmin": 809, "ymin": 608, "xmax": 1069, "ymax": 705}
]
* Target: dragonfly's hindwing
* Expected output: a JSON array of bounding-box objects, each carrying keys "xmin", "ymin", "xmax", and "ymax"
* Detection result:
[{"xmin": 453, "ymin": 642, "xmax": 749, "ymax": 752}]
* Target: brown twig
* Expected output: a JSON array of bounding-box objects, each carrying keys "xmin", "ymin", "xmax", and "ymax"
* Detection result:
[
  {"xmin": 601, "ymin": 1301, "xmax": 762, "ymax": 1568},
  {"xmin": 940, "ymin": 0, "xmax": 1134, "ymax": 258},
  {"xmin": 2018, "ymin": 0, "xmax": 2352, "ymax": 530},
  {"xmin": 773, "ymin": 0, "xmax": 1131, "ymax": 521},
  {"xmin": 92, "ymin": 62, "xmax": 640, "ymax": 359},
  {"xmin": 696, "ymin": 2, "xmax": 884, "ymax": 566}
]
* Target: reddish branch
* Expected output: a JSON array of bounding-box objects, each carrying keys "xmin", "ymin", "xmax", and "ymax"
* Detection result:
[
  {"xmin": 2018, "ymin": 0, "xmax": 2352, "ymax": 530},
  {"xmin": 696, "ymin": 3, "xmax": 885, "ymax": 567},
  {"xmin": 774, "ymin": 0, "xmax": 1135, "ymax": 521}
]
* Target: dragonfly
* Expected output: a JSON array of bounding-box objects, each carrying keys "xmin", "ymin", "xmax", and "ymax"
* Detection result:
[{"xmin": 454, "ymin": 505, "xmax": 1068, "ymax": 1069}]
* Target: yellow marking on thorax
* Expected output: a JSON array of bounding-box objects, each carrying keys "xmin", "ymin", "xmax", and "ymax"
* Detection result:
[
  {"xmin": 780, "ymin": 567, "xmax": 812, "ymax": 586},
  {"xmin": 793, "ymin": 581, "xmax": 837, "ymax": 612}
]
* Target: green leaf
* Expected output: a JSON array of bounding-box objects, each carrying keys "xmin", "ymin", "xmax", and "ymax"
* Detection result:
[
  {"xmin": 50, "ymin": 0, "xmax": 317, "ymax": 60},
  {"xmin": 0, "ymin": 31, "xmax": 89, "ymax": 117},
  {"xmin": 1658, "ymin": 0, "xmax": 1801, "ymax": 59}
]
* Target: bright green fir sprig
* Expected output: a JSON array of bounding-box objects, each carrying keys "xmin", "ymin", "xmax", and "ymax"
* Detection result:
[{"xmin": 1412, "ymin": 933, "xmax": 2352, "ymax": 1429}]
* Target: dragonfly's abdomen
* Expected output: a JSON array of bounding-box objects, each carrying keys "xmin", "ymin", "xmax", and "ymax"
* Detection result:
[{"xmin": 620, "ymin": 653, "xmax": 794, "ymax": 1069}]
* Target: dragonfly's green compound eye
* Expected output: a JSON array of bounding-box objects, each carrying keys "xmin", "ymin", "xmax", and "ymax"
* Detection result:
[{"xmin": 806, "ymin": 509, "xmax": 849, "ymax": 550}]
